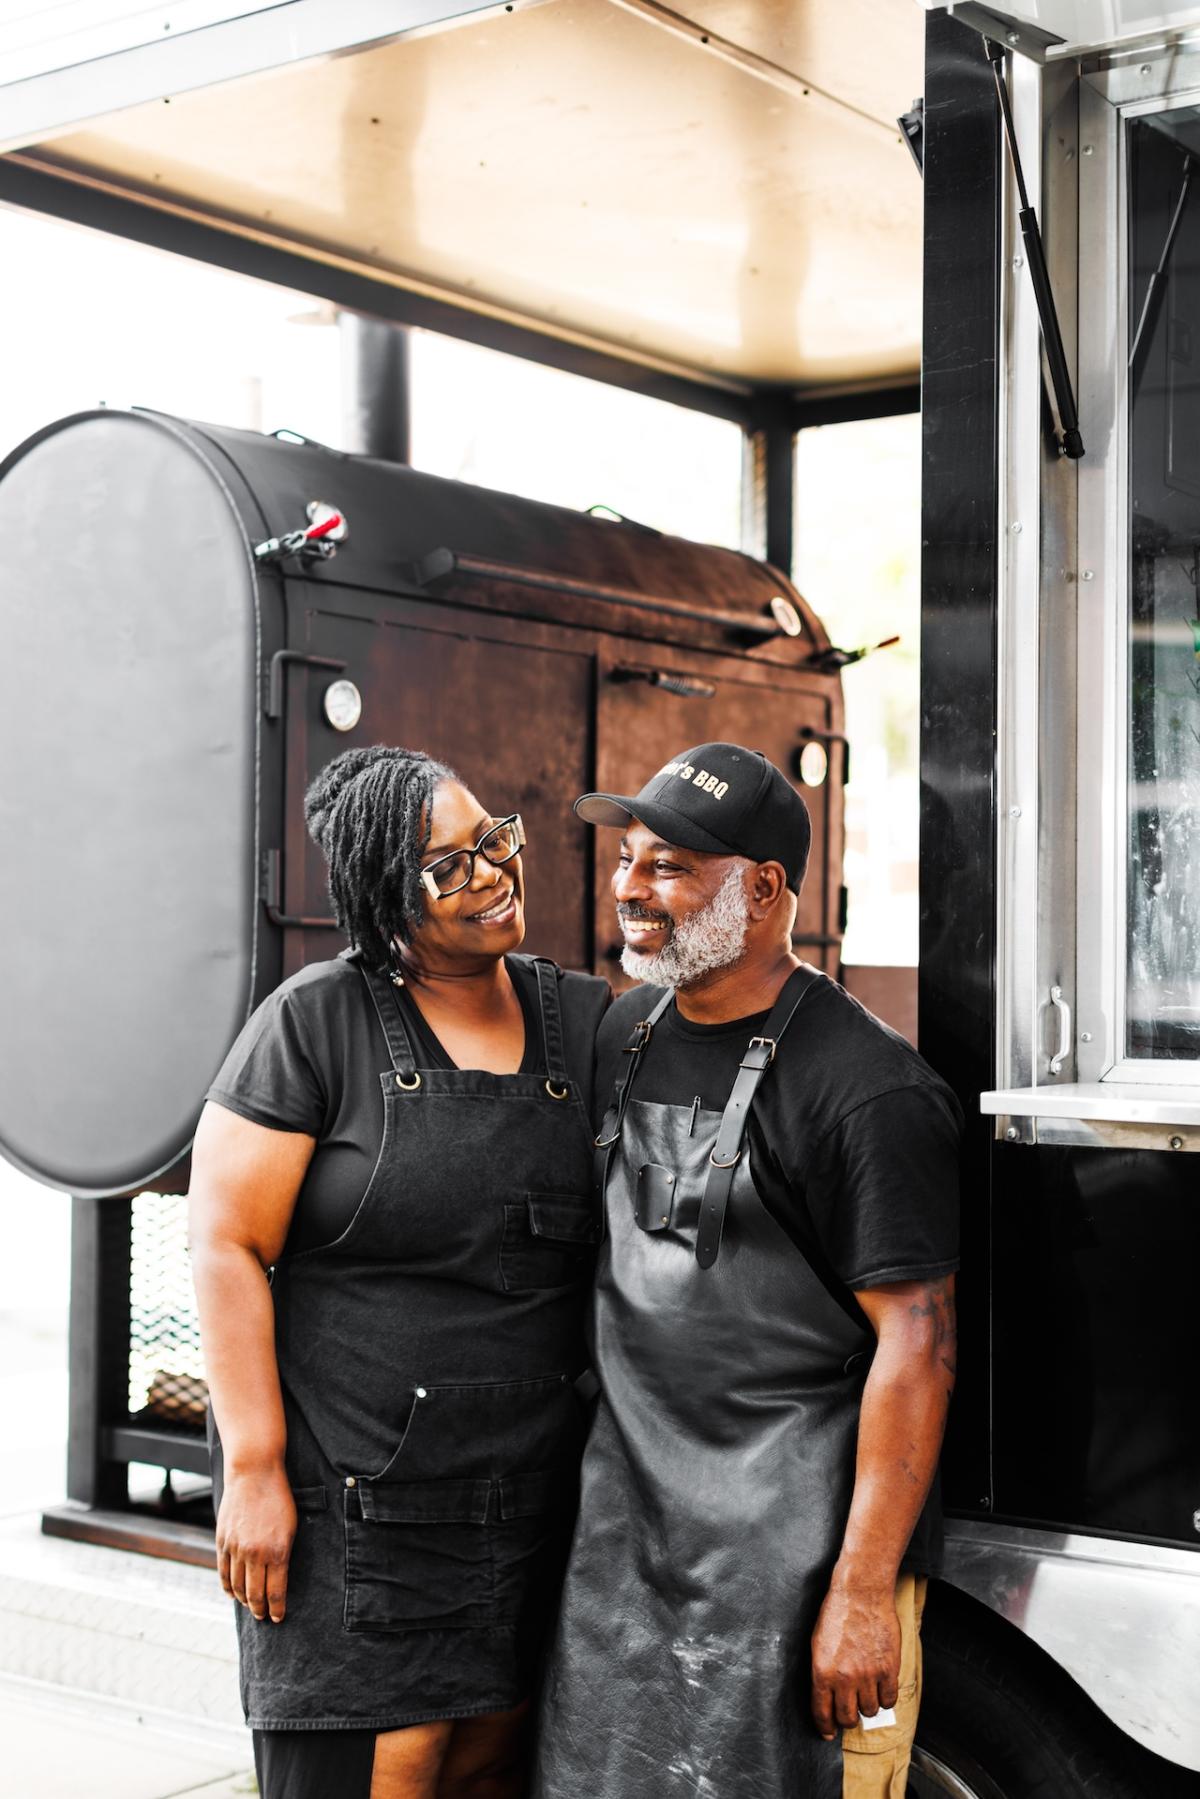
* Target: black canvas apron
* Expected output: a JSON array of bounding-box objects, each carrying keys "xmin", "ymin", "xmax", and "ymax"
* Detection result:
[
  {"xmin": 534, "ymin": 967, "xmax": 875, "ymax": 1798},
  {"xmin": 212, "ymin": 954, "xmax": 597, "ymax": 1731}
]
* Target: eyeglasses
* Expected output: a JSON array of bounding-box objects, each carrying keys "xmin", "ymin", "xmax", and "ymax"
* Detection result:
[{"xmin": 420, "ymin": 814, "xmax": 526, "ymax": 900}]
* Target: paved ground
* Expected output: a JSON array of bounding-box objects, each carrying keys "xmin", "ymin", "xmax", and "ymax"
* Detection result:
[
  {"xmin": 0, "ymin": 1679, "xmax": 256, "ymax": 1798},
  {"xmin": 0, "ymin": 1170, "xmax": 257, "ymax": 1796}
]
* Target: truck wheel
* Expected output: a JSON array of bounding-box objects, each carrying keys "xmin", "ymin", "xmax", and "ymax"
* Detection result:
[{"xmin": 910, "ymin": 1581, "xmax": 1188, "ymax": 1799}]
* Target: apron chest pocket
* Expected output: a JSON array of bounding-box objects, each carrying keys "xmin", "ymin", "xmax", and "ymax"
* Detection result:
[{"xmin": 500, "ymin": 1193, "xmax": 599, "ymax": 1291}]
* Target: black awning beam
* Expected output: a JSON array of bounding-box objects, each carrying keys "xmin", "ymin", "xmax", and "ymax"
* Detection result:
[{"xmin": 985, "ymin": 38, "xmax": 1085, "ymax": 460}]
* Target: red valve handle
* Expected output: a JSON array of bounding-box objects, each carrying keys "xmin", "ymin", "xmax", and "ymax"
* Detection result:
[{"xmin": 303, "ymin": 510, "xmax": 344, "ymax": 543}]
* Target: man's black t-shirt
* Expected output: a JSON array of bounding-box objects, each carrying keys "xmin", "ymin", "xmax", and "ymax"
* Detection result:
[
  {"xmin": 208, "ymin": 953, "xmax": 610, "ymax": 1254},
  {"xmin": 594, "ymin": 971, "xmax": 963, "ymax": 1575},
  {"xmin": 595, "ymin": 974, "xmax": 962, "ymax": 1294}
]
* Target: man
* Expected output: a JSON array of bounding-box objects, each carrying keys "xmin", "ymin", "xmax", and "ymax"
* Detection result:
[{"xmin": 534, "ymin": 743, "xmax": 961, "ymax": 1799}]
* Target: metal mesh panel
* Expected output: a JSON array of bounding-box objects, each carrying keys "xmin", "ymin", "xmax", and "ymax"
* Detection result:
[{"xmin": 128, "ymin": 1192, "xmax": 208, "ymax": 1431}]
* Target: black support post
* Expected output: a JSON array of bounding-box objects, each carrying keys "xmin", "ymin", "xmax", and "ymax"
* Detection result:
[
  {"xmin": 340, "ymin": 313, "xmax": 412, "ymax": 464},
  {"xmin": 65, "ymin": 1197, "xmax": 132, "ymax": 1510},
  {"xmin": 919, "ymin": 10, "xmax": 1002, "ymax": 1516},
  {"xmin": 743, "ymin": 397, "xmax": 796, "ymax": 576}
]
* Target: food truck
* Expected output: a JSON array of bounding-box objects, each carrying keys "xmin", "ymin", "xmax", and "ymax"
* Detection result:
[{"xmin": 1, "ymin": 2, "xmax": 1198, "ymax": 1792}]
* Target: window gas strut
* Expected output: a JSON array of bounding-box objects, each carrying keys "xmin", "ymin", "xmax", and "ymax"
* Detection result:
[
  {"xmin": 986, "ymin": 38, "xmax": 1085, "ymax": 460},
  {"xmin": 1129, "ymin": 155, "xmax": 1194, "ymax": 384}
]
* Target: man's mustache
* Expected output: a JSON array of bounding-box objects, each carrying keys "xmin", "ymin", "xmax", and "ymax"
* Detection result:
[{"xmin": 617, "ymin": 904, "xmax": 671, "ymax": 924}]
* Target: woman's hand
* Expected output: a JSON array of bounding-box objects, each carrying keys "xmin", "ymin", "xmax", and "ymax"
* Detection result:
[{"xmin": 216, "ymin": 1462, "xmax": 298, "ymax": 1624}]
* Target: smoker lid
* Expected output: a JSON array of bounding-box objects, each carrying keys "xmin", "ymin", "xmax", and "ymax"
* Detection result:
[{"xmin": 0, "ymin": 410, "xmax": 260, "ymax": 1196}]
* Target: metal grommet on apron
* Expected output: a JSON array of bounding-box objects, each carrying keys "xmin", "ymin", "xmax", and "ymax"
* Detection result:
[
  {"xmin": 215, "ymin": 953, "xmax": 598, "ymax": 1738},
  {"xmin": 535, "ymin": 966, "xmax": 878, "ymax": 1799}
]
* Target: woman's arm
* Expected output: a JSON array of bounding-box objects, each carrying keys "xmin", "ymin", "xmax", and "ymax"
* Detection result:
[{"xmin": 188, "ymin": 1101, "xmax": 316, "ymax": 1625}]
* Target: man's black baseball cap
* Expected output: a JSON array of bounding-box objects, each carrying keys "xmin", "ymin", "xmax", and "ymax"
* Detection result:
[{"xmin": 575, "ymin": 742, "xmax": 811, "ymax": 891}]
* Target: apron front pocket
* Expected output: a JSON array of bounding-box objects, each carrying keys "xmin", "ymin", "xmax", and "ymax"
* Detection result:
[
  {"xmin": 344, "ymin": 1478, "xmax": 494, "ymax": 1631},
  {"xmin": 500, "ymin": 1194, "xmax": 600, "ymax": 1291}
]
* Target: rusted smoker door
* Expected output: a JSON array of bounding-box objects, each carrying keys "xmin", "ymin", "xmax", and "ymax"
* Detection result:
[
  {"xmin": 592, "ymin": 645, "xmax": 844, "ymax": 981},
  {"xmin": 275, "ymin": 596, "xmax": 596, "ymax": 975}
]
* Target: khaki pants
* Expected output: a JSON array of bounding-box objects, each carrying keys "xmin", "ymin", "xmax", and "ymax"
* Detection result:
[{"xmin": 841, "ymin": 1574, "xmax": 927, "ymax": 1799}]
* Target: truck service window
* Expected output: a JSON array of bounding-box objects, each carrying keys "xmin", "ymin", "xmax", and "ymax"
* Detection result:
[{"xmin": 1127, "ymin": 111, "xmax": 1200, "ymax": 1062}]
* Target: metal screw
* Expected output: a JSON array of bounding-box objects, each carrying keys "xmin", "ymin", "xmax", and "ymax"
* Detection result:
[
  {"xmin": 1006, "ymin": 30, "xmax": 1019, "ymax": 43},
  {"xmin": 1193, "ymin": 1509, "xmax": 1200, "ymax": 1533},
  {"xmin": 1010, "ymin": 521, "xmax": 1023, "ymax": 534},
  {"xmin": 1013, "ymin": 256, "xmax": 1024, "ymax": 270},
  {"xmin": 1009, "ymin": 806, "xmax": 1022, "ymax": 818},
  {"xmin": 1081, "ymin": 569, "xmax": 1095, "ymax": 581},
  {"xmin": 1005, "ymin": 1127, "xmax": 1019, "ymax": 1141},
  {"xmin": 1083, "ymin": 145, "xmax": 1094, "ymax": 156},
  {"xmin": 1141, "ymin": 64, "xmax": 1152, "ymax": 76},
  {"xmin": 1081, "ymin": 1031, "xmax": 1093, "ymax": 1042},
  {"xmin": 1169, "ymin": 1136, "xmax": 1184, "ymax": 1151},
  {"xmin": 979, "ymin": 1495, "xmax": 993, "ymax": 1509}
]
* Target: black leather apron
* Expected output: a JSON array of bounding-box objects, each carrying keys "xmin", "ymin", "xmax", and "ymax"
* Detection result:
[
  {"xmin": 213, "ymin": 954, "xmax": 597, "ymax": 1731},
  {"xmin": 534, "ymin": 968, "xmax": 875, "ymax": 1797}
]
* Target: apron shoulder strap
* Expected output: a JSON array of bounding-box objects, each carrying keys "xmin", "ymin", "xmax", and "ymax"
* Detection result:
[
  {"xmin": 356, "ymin": 958, "xmax": 422, "ymax": 1087},
  {"xmin": 526, "ymin": 957, "xmax": 570, "ymax": 1096},
  {"xmin": 696, "ymin": 964, "xmax": 823, "ymax": 1270},
  {"xmin": 593, "ymin": 986, "xmax": 674, "ymax": 1192}
]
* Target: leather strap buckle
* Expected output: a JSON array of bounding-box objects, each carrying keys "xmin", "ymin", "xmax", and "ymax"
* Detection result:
[{"xmin": 741, "ymin": 1035, "xmax": 776, "ymax": 1070}]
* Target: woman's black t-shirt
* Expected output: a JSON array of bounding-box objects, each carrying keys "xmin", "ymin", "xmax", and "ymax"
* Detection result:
[{"xmin": 208, "ymin": 953, "xmax": 611, "ymax": 1253}]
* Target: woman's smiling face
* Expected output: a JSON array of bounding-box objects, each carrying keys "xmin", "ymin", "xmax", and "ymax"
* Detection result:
[{"xmin": 404, "ymin": 779, "xmax": 527, "ymax": 970}]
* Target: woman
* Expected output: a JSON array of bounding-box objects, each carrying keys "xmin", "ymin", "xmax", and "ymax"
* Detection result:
[{"xmin": 189, "ymin": 746, "xmax": 608, "ymax": 1799}]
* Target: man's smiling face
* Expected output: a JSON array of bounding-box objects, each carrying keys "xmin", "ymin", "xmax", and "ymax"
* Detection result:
[{"xmin": 613, "ymin": 819, "xmax": 751, "ymax": 987}]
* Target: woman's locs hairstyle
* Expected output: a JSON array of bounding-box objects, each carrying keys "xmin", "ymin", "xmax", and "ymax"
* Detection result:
[{"xmin": 304, "ymin": 746, "xmax": 456, "ymax": 967}]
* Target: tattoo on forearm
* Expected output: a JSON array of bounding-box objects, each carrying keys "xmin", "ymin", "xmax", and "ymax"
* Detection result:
[{"xmin": 909, "ymin": 1276, "xmax": 958, "ymax": 1397}]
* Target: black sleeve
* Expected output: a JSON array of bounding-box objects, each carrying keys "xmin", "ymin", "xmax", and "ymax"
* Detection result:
[
  {"xmin": 803, "ymin": 1082, "xmax": 962, "ymax": 1290},
  {"xmin": 207, "ymin": 984, "xmax": 329, "ymax": 1137}
]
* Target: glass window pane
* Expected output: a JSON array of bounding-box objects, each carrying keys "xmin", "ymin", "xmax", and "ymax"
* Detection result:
[
  {"xmin": 1126, "ymin": 113, "xmax": 1200, "ymax": 1059},
  {"xmin": 409, "ymin": 331, "xmax": 744, "ymax": 547},
  {"xmin": 793, "ymin": 414, "xmax": 920, "ymax": 967}
]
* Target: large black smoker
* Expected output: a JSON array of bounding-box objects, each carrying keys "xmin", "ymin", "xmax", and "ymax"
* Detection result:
[{"xmin": 0, "ymin": 405, "xmax": 846, "ymax": 1534}]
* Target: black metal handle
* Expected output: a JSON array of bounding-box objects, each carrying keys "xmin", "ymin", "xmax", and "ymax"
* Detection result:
[
  {"xmin": 265, "ymin": 651, "xmax": 346, "ymax": 720},
  {"xmin": 610, "ymin": 665, "xmax": 717, "ymax": 698},
  {"xmin": 413, "ymin": 547, "xmax": 783, "ymax": 639},
  {"xmin": 262, "ymin": 849, "xmax": 339, "ymax": 930}
]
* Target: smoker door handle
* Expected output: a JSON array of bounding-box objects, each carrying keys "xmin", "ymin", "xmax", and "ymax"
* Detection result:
[{"xmin": 262, "ymin": 849, "xmax": 339, "ymax": 930}]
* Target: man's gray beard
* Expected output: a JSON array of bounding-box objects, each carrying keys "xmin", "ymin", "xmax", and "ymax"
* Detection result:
[{"xmin": 620, "ymin": 862, "xmax": 750, "ymax": 988}]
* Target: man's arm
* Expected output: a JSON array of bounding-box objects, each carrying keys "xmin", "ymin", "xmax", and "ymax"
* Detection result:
[{"xmin": 810, "ymin": 1273, "xmax": 957, "ymax": 1739}]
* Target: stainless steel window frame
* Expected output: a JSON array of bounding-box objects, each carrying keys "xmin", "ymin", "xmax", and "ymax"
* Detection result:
[{"xmin": 988, "ymin": 48, "xmax": 1200, "ymax": 1142}]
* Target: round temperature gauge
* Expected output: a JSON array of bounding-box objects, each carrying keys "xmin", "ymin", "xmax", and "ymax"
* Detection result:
[
  {"xmin": 798, "ymin": 740, "xmax": 828, "ymax": 787},
  {"xmin": 323, "ymin": 678, "xmax": 362, "ymax": 733}
]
